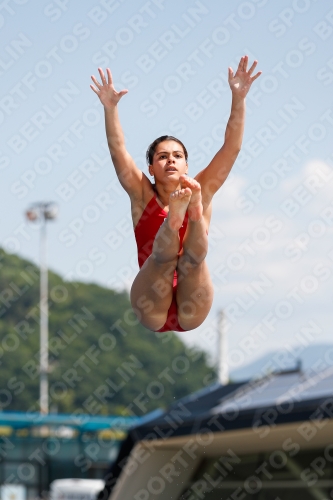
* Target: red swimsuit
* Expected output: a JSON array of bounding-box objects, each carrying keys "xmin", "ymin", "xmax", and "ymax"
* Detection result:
[{"xmin": 134, "ymin": 194, "xmax": 188, "ymax": 332}]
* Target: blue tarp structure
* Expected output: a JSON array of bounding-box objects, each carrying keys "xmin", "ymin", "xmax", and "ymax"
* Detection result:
[{"xmin": 0, "ymin": 411, "xmax": 140, "ymax": 431}]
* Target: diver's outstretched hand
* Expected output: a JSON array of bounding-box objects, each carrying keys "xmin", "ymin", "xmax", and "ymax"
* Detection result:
[
  {"xmin": 90, "ymin": 67, "xmax": 128, "ymax": 108},
  {"xmin": 228, "ymin": 55, "xmax": 261, "ymax": 99}
]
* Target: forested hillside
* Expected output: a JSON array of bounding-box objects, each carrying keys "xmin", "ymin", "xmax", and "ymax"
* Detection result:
[{"xmin": 0, "ymin": 249, "xmax": 216, "ymax": 416}]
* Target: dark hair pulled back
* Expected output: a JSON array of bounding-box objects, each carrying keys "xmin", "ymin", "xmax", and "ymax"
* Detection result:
[{"xmin": 146, "ymin": 135, "xmax": 188, "ymax": 166}]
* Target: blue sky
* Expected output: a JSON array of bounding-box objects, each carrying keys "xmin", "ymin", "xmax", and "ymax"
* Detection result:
[{"xmin": 2, "ymin": 0, "xmax": 333, "ymax": 370}]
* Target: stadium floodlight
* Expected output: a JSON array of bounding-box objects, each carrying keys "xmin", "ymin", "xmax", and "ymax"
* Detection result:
[{"xmin": 25, "ymin": 202, "xmax": 58, "ymax": 415}]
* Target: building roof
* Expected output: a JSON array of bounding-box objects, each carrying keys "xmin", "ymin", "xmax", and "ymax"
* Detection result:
[{"xmin": 98, "ymin": 366, "xmax": 333, "ymax": 499}]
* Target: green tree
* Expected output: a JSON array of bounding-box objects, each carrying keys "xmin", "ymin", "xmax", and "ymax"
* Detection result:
[{"xmin": 0, "ymin": 249, "xmax": 216, "ymax": 416}]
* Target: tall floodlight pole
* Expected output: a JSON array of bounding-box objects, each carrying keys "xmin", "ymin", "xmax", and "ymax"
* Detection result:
[
  {"xmin": 218, "ymin": 310, "xmax": 229, "ymax": 385},
  {"xmin": 26, "ymin": 202, "xmax": 58, "ymax": 415}
]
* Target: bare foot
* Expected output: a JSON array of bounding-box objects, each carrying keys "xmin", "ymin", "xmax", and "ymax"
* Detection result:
[
  {"xmin": 179, "ymin": 175, "xmax": 203, "ymax": 221},
  {"xmin": 168, "ymin": 187, "xmax": 192, "ymax": 230}
]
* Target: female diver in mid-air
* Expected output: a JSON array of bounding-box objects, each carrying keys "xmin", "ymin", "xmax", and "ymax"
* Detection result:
[{"xmin": 91, "ymin": 56, "xmax": 261, "ymax": 333}]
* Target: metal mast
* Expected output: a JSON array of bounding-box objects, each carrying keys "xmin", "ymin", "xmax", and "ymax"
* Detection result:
[
  {"xmin": 218, "ymin": 310, "xmax": 229, "ymax": 385},
  {"xmin": 26, "ymin": 202, "xmax": 58, "ymax": 414}
]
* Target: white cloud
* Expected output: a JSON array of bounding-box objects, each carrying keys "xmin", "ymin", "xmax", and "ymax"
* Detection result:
[
  {"xmin": 212, "ymin": 174, "xmax": 248, "ymax": 212},
  {"xmin": 280, "ymin": 159, "xmax": 333, "ymax": 216}
]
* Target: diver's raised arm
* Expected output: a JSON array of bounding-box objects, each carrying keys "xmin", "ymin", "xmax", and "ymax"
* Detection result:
[{"xmin": 91, "ymin": 67, "xmax": 144, "ymax": 199}]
